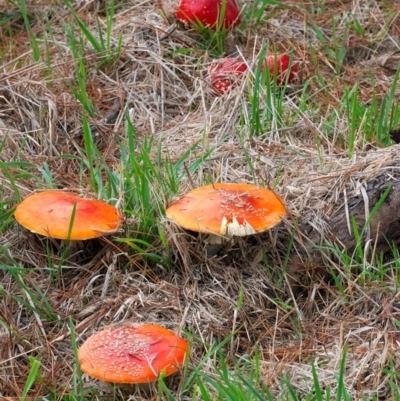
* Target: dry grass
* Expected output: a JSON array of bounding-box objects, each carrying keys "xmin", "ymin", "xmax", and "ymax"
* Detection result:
[{"xmin": 1, "ymin": 0, "xmax": 400, "ymax": 399}]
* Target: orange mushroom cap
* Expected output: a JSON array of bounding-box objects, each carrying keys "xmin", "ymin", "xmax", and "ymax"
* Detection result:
[
  {"xmin": 78, "ymin": 323, "xmax": 188, "ymax": 384},
  {"xmin": 166, "ymin": 183, "xmax": 286, "ymax": 238},
  {"xmin": 14, "ymin": 190, "xmax": 122, "ymax": 240}
]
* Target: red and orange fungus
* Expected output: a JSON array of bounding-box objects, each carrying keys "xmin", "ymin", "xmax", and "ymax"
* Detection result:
[
  {"xmin": 14, "ymin": 190, "xmax": 122, "ymax": 240},
  {"xmin": 78, "ymin": 323, "xmax": 188, "ymax": 384},
  {"xmin": 208, "ymin": 57, "xmax": 249, "ymax": 95},
  {"xmin": 166, "ymin": 183, "xmax": 287, "ymax": 240}
]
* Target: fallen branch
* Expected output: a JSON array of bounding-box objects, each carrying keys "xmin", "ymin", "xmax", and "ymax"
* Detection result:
[
  {"xmin": 299, "ymin": 174, "xmax": 400, "ymax": 253},
  {"xmin": 285, "ymin": 146, "xmax": 400, "ymax": 276},
  {"xmin": 90, "ymin": 97, "xmax": 122, "ymax": 134}
]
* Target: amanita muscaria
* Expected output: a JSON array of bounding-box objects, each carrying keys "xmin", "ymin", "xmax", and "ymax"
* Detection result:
[
  {"xmin": 14, "ymin": 190, "xmax": 122, "ymax": 240},
  {"xmin": 166, "ymin": 183, "xmax": 287, "ymax": 244},
  {"xmin": 78, "ymin": 323, "xmax": 188, "ymax": 384},
  {"xmin": 262, "ymin": 53, "xmax": 299, "ymax": 85},
  {"xmin": 208, "ymin": 53, "xmax": 300, "ymax": 95},
  {"xmin": 161, "ymin": 0, "xmax": 241, "ymax": 30},
  {"xmin": 208, "ymin": 57, "xmax": 249, "ymax": 95}
]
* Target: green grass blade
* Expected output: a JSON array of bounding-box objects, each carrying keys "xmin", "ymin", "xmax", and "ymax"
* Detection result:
[{"xmin": 21, "ymin": 357, "xmax": 41, "ymax": 401}]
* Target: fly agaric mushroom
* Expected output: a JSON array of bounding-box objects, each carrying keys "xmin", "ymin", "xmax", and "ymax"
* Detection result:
[
  {"xmin": 78, "ymin": 323, "xmax": 188, "ymax": 384},
  {"xmin": 208, "ymin": 57, "xmax": 248, "ymax": 95},
  {"xmin": 262, "ymin": 53, "xmax": 299, "ymax": 85},
  {"xmin": 175, "ymin": 0, "xmax": 241, "ymax": 30},
  {"xmin": 14, "ymin": 190, "xmax": 122, "ymax": 240},
  {"xmin": 166, "ymin": 183, "xmax": 287, "ymax": 244}
]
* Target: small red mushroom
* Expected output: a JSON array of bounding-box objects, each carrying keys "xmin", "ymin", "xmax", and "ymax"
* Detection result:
[
  {"xmin": 262, "ymin": 53, "xmax": 299, "ymax": 85},
  {"xmin": 176, "ymin": 0, "xmax": 241, "ymax": 30},
  {"xmin": 208, "ymin": 57, "xmax": 248, "ymax": 95}
]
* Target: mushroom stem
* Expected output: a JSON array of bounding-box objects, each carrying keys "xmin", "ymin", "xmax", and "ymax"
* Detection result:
[
  {"xmin": 205, "ymin": 233, "xmax": 228, "ymax": 245},
  {"xmin": 60, "ymin": 238, "xmax": 84, "ymax": 258}
]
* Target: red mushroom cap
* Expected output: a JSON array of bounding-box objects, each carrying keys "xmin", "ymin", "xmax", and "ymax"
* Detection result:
[
  {"xmin": 208, "ymin": 57, "xmax": 248, "ymax": 95},
  {"xmin": 176, "ymin": 0, "xmax": 241, "ymax": 30},
  {"xmin": 14, "ymin": 190, "xmax": 122, "ymax": 240},
  {"xmin": 262, "ymin": 53, "xmax": 299, "ymax": 85},
  {"xmin": 78, "ymin": 323, "xmax": 188, "ymax": 384},
  {"xmin": 166, "ymin": 183, "xmax": 287, "ymax": 238}
]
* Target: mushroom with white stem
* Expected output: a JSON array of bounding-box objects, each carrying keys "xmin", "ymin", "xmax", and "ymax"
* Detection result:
[{"xmin": 166, "ymin": 183, "xmax": 287, "ymax": 253}]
